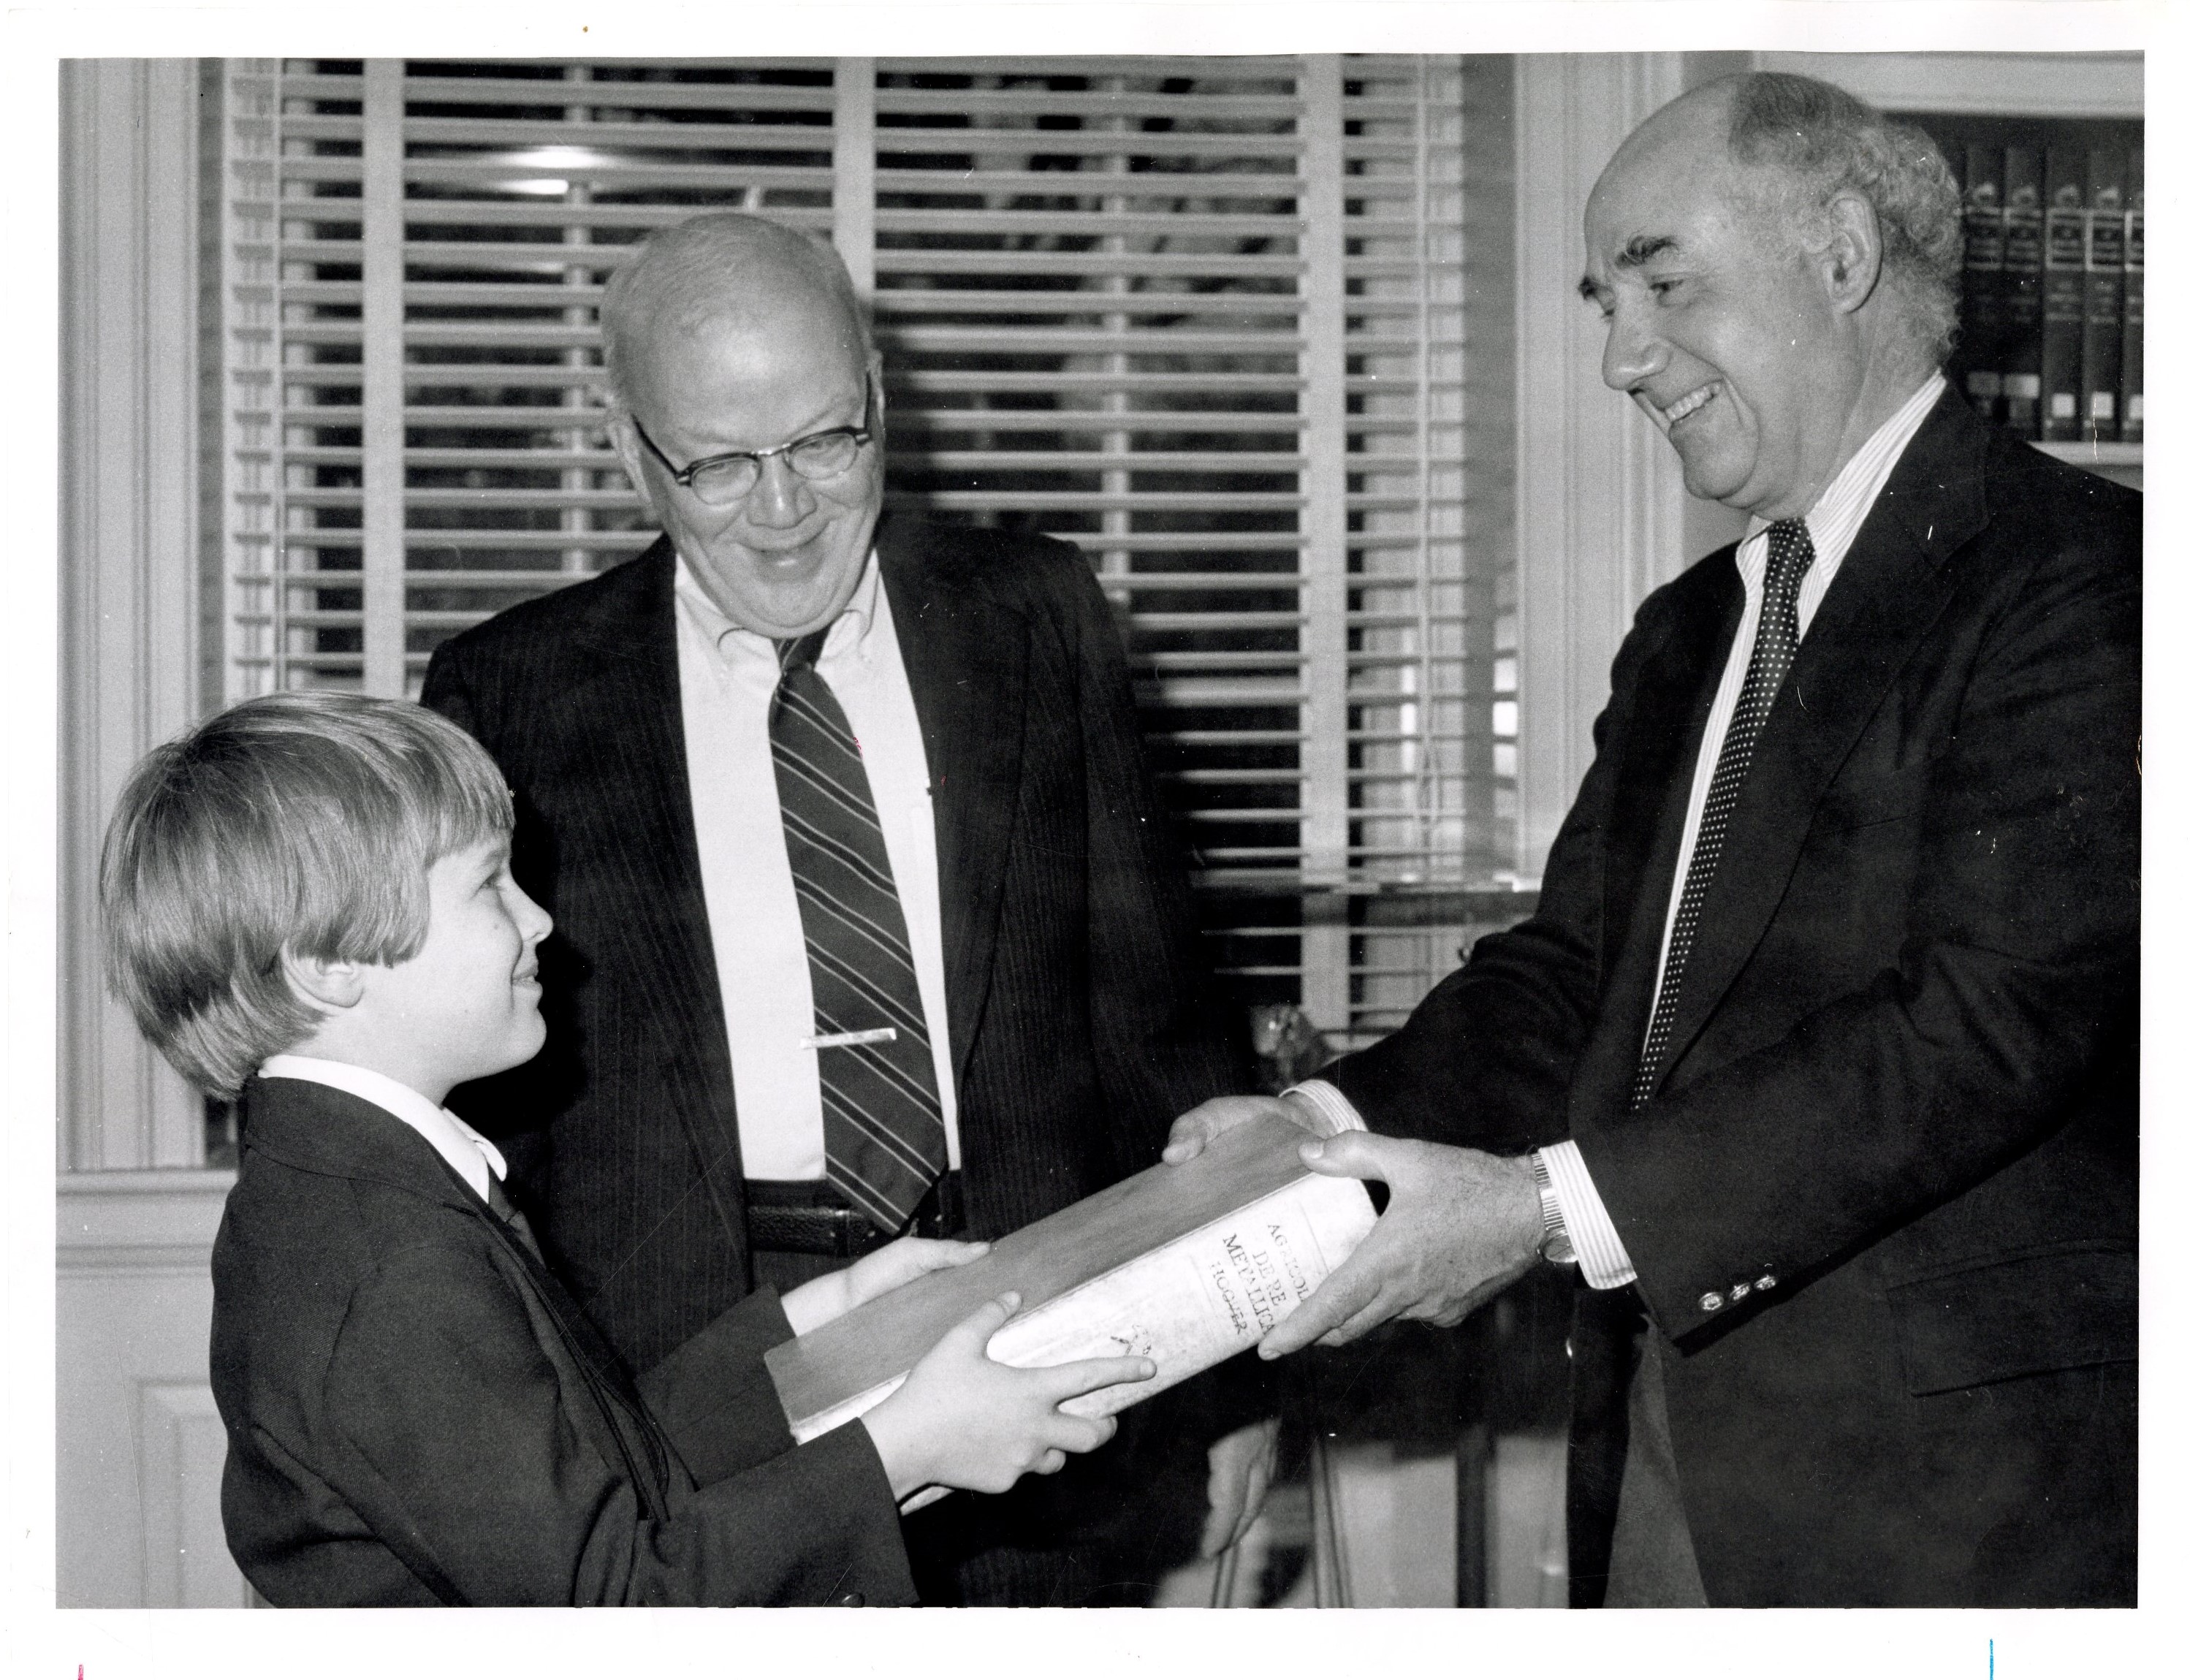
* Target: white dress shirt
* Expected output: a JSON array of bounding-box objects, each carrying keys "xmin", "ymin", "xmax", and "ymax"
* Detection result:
[
  {"xmin": 1297, "ymin": 370, "xmax": 1947, "ymax": 1291},
  {"xmin": 258, "ymin": 1054, "xmax": 509, "ymax": 1204},
  {"xmin": 674, "ymin": 550, "xmax": 960, "ymax": 1181}
]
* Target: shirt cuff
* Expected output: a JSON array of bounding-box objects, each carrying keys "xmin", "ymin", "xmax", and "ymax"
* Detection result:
[
  {"xmin": 1536, "ymin": 1140, "xmax": 1638, "ymax": 1290},
  {"xmin": 1280, "ymin": 1079, "xmax": 1367, "ymax": 1139}
]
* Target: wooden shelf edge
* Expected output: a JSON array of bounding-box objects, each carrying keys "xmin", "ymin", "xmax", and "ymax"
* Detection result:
[{"xmin": 2033, "ymin": 441, "xmax": 2142, "ymax": 466}]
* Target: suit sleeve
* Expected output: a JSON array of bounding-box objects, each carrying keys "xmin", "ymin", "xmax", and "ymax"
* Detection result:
[
  {"xmin": 636, "ymin": 1287, "xmax": 805, "ymax": 1489},
  {"xmin": 320, "ymin": 1243, "xmax": 912, "ymax": 1605},
  {"xmin": 1581, "ymin": 522, "xmax": 2139, "ymax": 1341},
  {"xmin": 1063, "ymin": 552, "xmax": 1250, "ymax": 1171}
]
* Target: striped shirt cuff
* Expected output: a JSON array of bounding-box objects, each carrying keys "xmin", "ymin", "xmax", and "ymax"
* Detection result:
[
  {"xmin": 1280, "ymin": 1079, "xmax": 1369, "ymax": 1139},
  {"xmin": 1537, "ymin": 1139, "xmax": 1638, "ymax": 1289}
]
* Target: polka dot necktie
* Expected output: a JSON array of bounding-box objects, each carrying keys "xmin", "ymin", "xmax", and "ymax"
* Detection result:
[
  {"xmin": 1629, "ymin": 517, "xmax": 1816, "ymax": 1112},
  {"xmin": 769, "ymin": 630, "xmax": 948, "ymax": 1231}
]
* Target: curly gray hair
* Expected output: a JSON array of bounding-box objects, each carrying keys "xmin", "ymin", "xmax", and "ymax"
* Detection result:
[{"xmin": 1725, "ymin": 72, "xmax": 1964, "ymax": 364}]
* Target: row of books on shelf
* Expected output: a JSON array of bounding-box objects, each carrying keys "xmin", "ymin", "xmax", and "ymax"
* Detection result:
[{"xmin": 1953, "ymin": 143, "xmax": 2143, "ymax": 446}]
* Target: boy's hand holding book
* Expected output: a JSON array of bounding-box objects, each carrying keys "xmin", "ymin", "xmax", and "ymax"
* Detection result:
[
  {"xmin": 765, "ymin": 1109, "xmax": 1380, "ymax": 1507},
  {"xmin": 780, "ymin": 1236, "xmax": 992, "ymax": 1335},
  {"xmin": 859, "ymin": 1293, "xmax": 1155, "ymax": 1499}
]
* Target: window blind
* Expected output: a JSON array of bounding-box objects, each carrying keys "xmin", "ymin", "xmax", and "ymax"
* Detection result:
[{"xmin": 216, "ymin": 56, "xmax": 1526, "ymax": 1046}]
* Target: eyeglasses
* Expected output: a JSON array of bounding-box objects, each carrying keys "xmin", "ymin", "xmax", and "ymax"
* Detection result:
[{"xmin": 631, "ymin": 375, "xmax": 875, "ymax": 507}]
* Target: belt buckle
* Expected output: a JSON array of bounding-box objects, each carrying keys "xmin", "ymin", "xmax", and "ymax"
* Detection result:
[{"xmin": 842, "ymin": 1206, "xmax": 889, "ymax": 1258}]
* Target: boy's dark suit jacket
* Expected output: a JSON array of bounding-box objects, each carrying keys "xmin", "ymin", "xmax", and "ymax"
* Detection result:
[
  {"xmin": 1331, "ymin": 392, "xmax": 2140, "ymax": 1606},
  {"xmin": 210, "ymin": 1076, "xmax": 916, "ymax": 1605},
  {"xmin": 422, "ymin": 516, "xmax": 1247, "ymax": 1595}
]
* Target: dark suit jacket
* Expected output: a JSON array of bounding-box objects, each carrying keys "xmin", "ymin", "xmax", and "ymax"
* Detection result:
[
  {"xmin": 209, "ymin": 1076, "xmax": 915, "ymax": 1605},
  {"xmin": 421, "ymin": 514, "xmax": 1242, "ymax": 1373},
  {"xmin": 1331, "ymin": 392, "xmax": 2139, "ymax": 1605}
]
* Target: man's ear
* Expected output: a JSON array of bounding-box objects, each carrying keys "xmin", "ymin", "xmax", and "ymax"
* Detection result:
[
  {"xmin": 1818, "ymin": 190, "xmax": 1885, "ymax": 314},
  {"xmin": 606, "ymin": 412, "xmax": 652, "ymax": 499},
  {"xmin": 279, "ymin": 944, "xmax": 368, "ymax": 1012}
]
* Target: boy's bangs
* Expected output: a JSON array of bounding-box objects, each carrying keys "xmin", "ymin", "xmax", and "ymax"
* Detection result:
[{"xmin": 102, "ymin": 693, "xmax": 519, "ymax": 1096}]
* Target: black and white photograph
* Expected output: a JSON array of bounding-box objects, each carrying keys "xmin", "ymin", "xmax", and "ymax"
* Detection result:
[{"xmin": 17, "ymin": 1, "xmax": 2177, "ymax": 1672}]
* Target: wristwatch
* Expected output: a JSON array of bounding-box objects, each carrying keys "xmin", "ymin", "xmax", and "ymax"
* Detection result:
[{"xmin": 1526, "ymin": 1149, "xmax": 1578, "ymax": 1266}]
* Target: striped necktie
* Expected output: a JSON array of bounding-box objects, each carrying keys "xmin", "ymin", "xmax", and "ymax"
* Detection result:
[
  {"xmin": 1630, "ymin": 517, "xmax": 1816, "ymax": 1112},
  {"xmin": 769, "ymin": 629, "xmax": 948, "ymax": 1231}
]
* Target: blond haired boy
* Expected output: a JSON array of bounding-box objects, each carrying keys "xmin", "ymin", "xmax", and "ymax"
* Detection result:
[{"xmin": 102, "ymin": 692, "xmax": 1146, "ymax": 1605}]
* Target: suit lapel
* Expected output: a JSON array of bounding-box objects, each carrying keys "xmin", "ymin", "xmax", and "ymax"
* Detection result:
[
  {"xmin": 1565, "ymin": 560, "xmax": 1743, "ymax": 1127},
  {"xmin": 878, "ymin": 518, "xmax": 1028, "ymax": 1085},
  {"xmin": 245, "ymin": 1076, "xmax": 482, "ymax": 1212},
  {"xmin": 1652, "ymin": 395, "xmax": 1990, "ymax": 1086},
  {"xmin": 246, "ymin": 1077, "xmax": 672, "ymax": 1504},
  {"xmin": 552, "ymin": 539, "xmax": 749, "ymax": 1208}
]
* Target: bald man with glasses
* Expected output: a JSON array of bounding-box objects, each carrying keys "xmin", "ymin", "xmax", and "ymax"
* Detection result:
[{"xmin": 423, "ymin": 213, "xmax": 1264, "ymax": 1605}]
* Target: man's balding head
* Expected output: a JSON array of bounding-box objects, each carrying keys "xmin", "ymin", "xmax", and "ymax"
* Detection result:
[
  {"xmin": 1597, "ymin": 75, "xmax": 1962, "ymax": 364},
  {"xmin": 600, "ymin": 213, "xmax": 872, "ymax": 419},
  {"xmin": 601, "ymin": 213, "xmax": 885, "ymax": 639},
  {"xmin": 1581, "ymin": 73, "xmax": 1956, "ymax": 519}
]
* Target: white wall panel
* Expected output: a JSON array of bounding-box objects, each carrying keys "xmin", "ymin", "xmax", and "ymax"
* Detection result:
[{"xmin": 57, "ymin": 1172, "xmax": 240, "ymax": 1607}]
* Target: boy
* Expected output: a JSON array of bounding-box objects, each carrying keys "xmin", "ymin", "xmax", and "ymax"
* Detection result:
[{"xmin": 101, "ymin": 691, "xmax": 1149, "ymax": 1606}]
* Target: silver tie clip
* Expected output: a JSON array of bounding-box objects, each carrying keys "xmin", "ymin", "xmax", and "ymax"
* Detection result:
[{"xmin": 800, "ymin": 1027, "xmax": 899, "ymax": 1051}]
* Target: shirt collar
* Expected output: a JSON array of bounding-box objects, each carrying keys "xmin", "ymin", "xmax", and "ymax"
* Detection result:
[
  {"xmin": 673, "ymin": 547, "xmax": 883, "ymax": 661},
  {"xmin": 258, "ymin": 1054, "xmax": 508, "ymax": 1204},
  {"xmin": 1743, "ymin": 370, "xmax": 1947, "ymax": 570}
]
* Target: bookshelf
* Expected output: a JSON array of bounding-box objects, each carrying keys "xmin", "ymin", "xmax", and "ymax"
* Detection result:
[{"xmin": 1759, "ymin": 53, "xmax": 2144, "ymax": 491}]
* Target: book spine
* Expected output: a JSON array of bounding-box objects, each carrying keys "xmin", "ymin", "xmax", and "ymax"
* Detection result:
[
  {"xmin": 1999, "ymin": 147, "xmax": 2046, "ymax": 440},
  {"xmin": 2039, "ymin": 145, "xmax": 2087, "ymax": 443},
  {"xmin": 784, "ymin": 1172, "xmax": 1378, "ymax": 1445},
  {"xmin": 2080, "ymin": 151, "xmax": 2126, "ymax": 444},
  {"xmin": 1957, "ymin": 145, "xmax": 2007, "ymax": 422},
  {"xmin": 2123, "ymin": 146, "xmax": 2143, "ymax": 445}
]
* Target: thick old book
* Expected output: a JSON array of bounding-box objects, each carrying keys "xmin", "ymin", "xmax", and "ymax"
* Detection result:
[
  {"xmin": 2123, "ymin": 147, "xmax": 2143, "ymax": 445},
  {"xmin": 1956, "ymin": 145, "xmax": 2006, "ymax": 422},
  {"xmin": 2039, "ymin": 145, "xmax": 2087, "ymax": 443},
  {"xmin": 765, "ymin": 1113, "xmax": 1380, "ymax": 1451},
  {"xmin": 2080, "ymin": 150, "xmax": 2126, "ymax": 443},
  {"xmin": 1999, "ymin": 146, "xmax": 2046, "ymax": 440}
]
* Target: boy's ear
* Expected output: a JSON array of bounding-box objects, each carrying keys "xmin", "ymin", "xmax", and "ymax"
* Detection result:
[{"xmin": 279, "ymin": 944, "xmax": 368, "ymax": 1012}]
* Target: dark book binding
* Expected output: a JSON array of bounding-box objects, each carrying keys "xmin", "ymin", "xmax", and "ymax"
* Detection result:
[
  {"xmin": 1956, "ymin": 145, "xmax": 2006, "ymax": 421},
  {"xmin": 2039, "ymin": 145, "xmax": 2087, "ymax": 443},
  {"xmin": 1999, "ymin": 147, "xmax": 2046, "ymax": 440},
  {"xmin": 2080, "ymin": 150, "xmax": 2126, "ymax": 443},
  {"xmin": 2123, "ymin": 146, "xmax": 2143, "ymax": 446}
]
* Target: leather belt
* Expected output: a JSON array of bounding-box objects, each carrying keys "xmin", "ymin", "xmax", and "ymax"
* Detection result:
[{"xmin": 745, "ymin": 1171, "xmax": 964, "ymax": 1259}]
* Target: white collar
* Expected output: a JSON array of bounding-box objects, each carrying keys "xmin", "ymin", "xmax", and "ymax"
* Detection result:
[
  {"xmin": 1744, "ymin": 370, "xmax": 1947, "ymax": 562},
  {"xmin": 673, "ymin": 546, "xmax": 883, "ymax": 658},
  {"xmin": 258, "ymin": 1054, "xmax": 508, "ymax": 1204}
]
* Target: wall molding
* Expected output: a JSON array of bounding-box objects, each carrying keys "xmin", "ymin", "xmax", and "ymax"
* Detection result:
[
  {"xmin": 137, "ymin": 1381, "xmax": 249, "ymax": 1607},
  {"xmin": 57, "ymin": 1174, "xmax": 232, "ymax": 1605},
  {"xmin": 58, "ymin": 59, "xmax": 205, "ymax": 1171},
  {"xmin": 1510, "ymin": 54, "xmax": 1689, "ymax": 877},
  {"xmin": 58, "ymin": 1169, "xmax": 232, "ymax": 1274}
]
